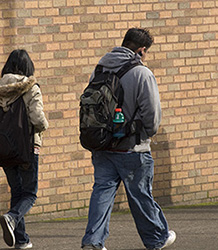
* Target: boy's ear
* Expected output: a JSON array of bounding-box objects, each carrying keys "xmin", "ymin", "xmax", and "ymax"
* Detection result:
[{"xmin": 135, "ymin": 47, "xmax": 143, "ymax": 54}]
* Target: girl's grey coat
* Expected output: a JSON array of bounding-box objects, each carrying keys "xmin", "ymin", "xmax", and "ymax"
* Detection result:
[{"xmin": 0, "ymin": 74, "xmax": 48, "ymax": 147}]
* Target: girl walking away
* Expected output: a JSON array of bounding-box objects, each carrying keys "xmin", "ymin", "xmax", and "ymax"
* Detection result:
[{"xmin": 0, "ymin": 49, "xmax": 48, "ymax": 249}]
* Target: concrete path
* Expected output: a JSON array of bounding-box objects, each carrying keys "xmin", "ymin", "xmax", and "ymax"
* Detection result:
[{"xmin": 0, "ymin": 206, "xmax": 217, "ymax": 250}]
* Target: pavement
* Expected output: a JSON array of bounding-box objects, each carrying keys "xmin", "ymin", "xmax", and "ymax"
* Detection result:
[{"xmin": 0, "ymin": 206, "xmax": 218, "ymax": 250}]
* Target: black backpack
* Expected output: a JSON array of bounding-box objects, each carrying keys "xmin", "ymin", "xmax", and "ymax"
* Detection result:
[
  {"xmin": 0, "ymin": 96, "xmax": 34, "ymax": 168},
  {"xmin": 79, "ymin": 60, "xmax": 142, "ymax": 151}
]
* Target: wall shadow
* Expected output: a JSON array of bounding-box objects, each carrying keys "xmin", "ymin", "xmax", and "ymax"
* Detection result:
[{"xmin": 151, "ymin": 127, "xmax": 173, "ymax": 206}]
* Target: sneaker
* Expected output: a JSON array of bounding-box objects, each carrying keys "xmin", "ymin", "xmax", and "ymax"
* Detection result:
[
  {"xmin": 82, "ymin": 246, "xmax": 107, "ymax": 250},
  {"xmin": 0, "ymin": 214, "xmax": 15, "ymax": 247},
  {"xmin": 161, "ymin": 230, "xmax": 176, "ymax": 249},
  {"xmin": 146, "ymin": 231, "xmax": 176, "ymax": 250},
  {"xmin": 15, "ymin": 241, "xmax": 33, "ymax": 249}
]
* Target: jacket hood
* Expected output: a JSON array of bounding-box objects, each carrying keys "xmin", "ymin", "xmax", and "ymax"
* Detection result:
[
  {"xmin": 98, "ymin": 46, "xmax": 142, "ymax": 69},
  {"xmin": 0, "ymin": 74, "xmax": 36, "ymax": 108}
]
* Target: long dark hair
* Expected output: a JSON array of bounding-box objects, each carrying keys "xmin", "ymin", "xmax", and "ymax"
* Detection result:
[{"xmin": 1, "ymin": 49, "xmax": 35, "ymax": 77}]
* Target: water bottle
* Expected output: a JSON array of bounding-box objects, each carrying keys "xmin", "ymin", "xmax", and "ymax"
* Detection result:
[{"xmin": 113, "ymin": 108, "xmax": 125, "ymax": 138}]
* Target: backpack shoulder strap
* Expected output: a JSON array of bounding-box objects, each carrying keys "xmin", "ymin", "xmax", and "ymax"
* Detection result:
[
  {"xmin": 95, "ymin": 65, "xmax": 103, "ymax": 76},
  {"xmin": 116, "ymin": 60, "xmax": 143, "ymax": 79},
  {"xmin": 95, "ymin": 60, "xmax": 143, "ymax": 79},
  {"xmin": 116, "ymin": 60, "xmax": 142, "ymax": 108}
]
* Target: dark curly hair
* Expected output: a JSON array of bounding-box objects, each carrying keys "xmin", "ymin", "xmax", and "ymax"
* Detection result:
[{"xmin": 122, "ymin": 28, "xmax": 154, "ymax": 52}]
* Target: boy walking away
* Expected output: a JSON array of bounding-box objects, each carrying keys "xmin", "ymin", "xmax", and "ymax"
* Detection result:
[
  {"xmin": 80, "ymin": 28, "xmax": 176, "ymax": 250},
  {"xmin": 0, "ymin": 49, "xmax": 48, "ymax": 249}
]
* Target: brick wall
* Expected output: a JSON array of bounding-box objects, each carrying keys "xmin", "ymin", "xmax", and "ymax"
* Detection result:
[{"xmin": 0, "ymin": 0, "xmax": 218, "ymax": 220}]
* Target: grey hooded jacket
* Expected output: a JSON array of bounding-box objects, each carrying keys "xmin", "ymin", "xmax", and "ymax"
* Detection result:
[
  {"xmin": 91, "ymin": 46, "xmax": 161, "ymax": 152},
  {"xmin": 0, "ymin": 74, "xmax": 48, "ymax": 148}
]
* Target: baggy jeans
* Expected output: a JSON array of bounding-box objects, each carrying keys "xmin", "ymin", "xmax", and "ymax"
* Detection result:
[
  {"xmin": 3, "ymin": 154, "xmax": 38, "ymax": 244},
  {"xmin": 82, "ymin": 151, "xmax": 169, "ymax": 249}
]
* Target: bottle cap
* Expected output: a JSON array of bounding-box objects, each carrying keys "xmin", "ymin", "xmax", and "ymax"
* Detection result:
[{"xmin": 115, "ymin": 108, "xmax": 122, "ymax": 112}]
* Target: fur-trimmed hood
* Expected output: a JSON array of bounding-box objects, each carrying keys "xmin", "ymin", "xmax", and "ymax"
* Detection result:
[
  {"xmin": 0, "ymin": 74, "xmax": 37, "ymax": 109},
  {"xmin": 0, "ymin": 73, "xmax": 48, "ymax": 147}
]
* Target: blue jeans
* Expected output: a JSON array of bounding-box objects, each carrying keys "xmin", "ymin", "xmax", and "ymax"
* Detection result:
[
  {"xmin": 82, "ymin": 151, "xmax": 169, "ymax": 249},
  {"xmin": 3, "ymin": 154, "xmax": 38, "ymax": 244}
]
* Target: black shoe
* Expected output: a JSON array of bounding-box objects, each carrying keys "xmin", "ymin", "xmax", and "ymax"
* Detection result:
[{"xmin": 0, "ymin": 214, "xmax": 15, "ymax": 247}]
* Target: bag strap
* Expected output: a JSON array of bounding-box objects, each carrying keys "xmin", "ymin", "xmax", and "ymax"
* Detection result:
[
  {"xmin": 116, "ymin": 60, "xmax": 144, "ymax": 144},
  {"xmin": 95, "ymin": 65, "xmax": 103, "ymax": 75},
  {"xmin": 19, "ymin": 96, "xmax": 35, "ymax": 153},
  {"xmin": 95, "ymin": 60, "xmax": 142, "ymax": 78},
  {"xmin": 116, "ymin": 60, "xmax": 143, "ymax": 79}
]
